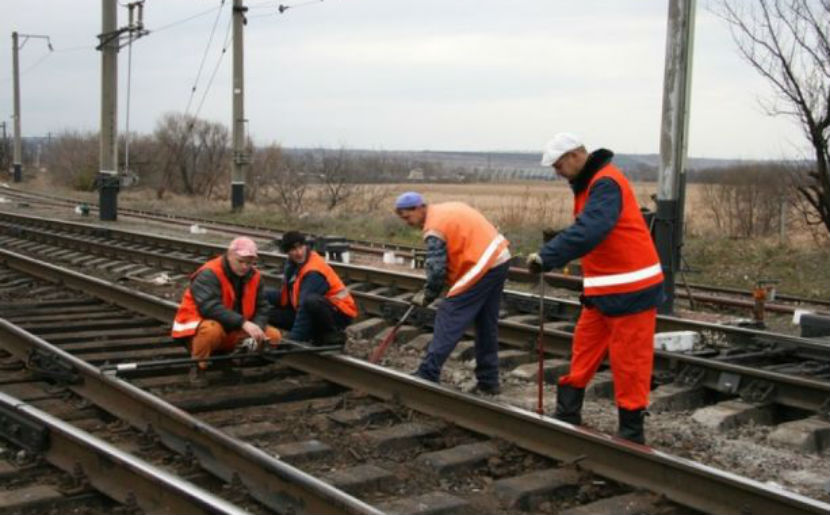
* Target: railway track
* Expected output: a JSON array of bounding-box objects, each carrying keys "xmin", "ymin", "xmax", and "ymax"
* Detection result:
[
  {"xmin": 0, "ymin": 390, "xmax": 252, "ymax": 515},
  {"xmin": 1, "ymin": 250, "xmax": 828, "ymax": 514},
  {"xmin": 2, "ymin": 185, "xmax": 828, "ymax": 315},
  {"xmin": 0, "ymin": 210, "xmax": 827, "ymax": 360},
  {"xmin": 0, "ymin": 212, "xmax": 828, "ymax": 422}
]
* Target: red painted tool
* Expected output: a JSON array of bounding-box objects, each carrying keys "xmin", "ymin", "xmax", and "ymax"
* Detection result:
[
  {"xmin": 369, "ymin": 304, "xmax": 415, "ymax": 363},
  {"xmin": 369, "ymin": 304, "xmax": 416, "ymax": 364}
]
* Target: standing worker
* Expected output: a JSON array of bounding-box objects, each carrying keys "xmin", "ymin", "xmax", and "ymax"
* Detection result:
[
  {"xmin": 266, "ymin": 231, "xmax": 357, "ymax": 346},
  {"xmin": 172, "ymin": 237, "xmax": 281, "ymax": 387},
  {"xmin": 527, "ymin": 133, "xmax": 664, "ymax": 444},
  {"xmin": 395, "ymin": 192, "xmax": 511, "ymax": 394}
]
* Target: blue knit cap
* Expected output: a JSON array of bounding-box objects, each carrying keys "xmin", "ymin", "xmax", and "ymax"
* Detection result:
[{"xmin": 395, "ymin": 191, "xmax": 425, "ymax": 210}]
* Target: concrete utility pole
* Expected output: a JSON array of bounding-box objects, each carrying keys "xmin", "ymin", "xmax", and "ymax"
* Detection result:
[
  {"xmin": 11, "ymin": 32, "xmax": 21, "ymax": 182},
  {"xmin": 10, "ymin": 32, "xmax": 52, "ymax": 183},
  {"xmin": 231, "ymin": 0, "xmax": 249, "ymax": 211},
  {"xmin": 98, "ymin": 0, "xmax": 120, "ymax": 220},
  {"xmin": 96, "ymin": 0, "xmax": 146, "ymax": 221},
  {"xmin": 656, "ymin": 0, "xmax": 696, "ymax": 314},
  {"xmin": 0, "ymin": 121, "xmax": 7, "ymax": 173}
]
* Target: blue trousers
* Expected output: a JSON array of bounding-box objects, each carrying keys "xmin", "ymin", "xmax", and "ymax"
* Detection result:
[{"xmin": 416, "ymin": 262, "xmax": 509, "ymax": 387}]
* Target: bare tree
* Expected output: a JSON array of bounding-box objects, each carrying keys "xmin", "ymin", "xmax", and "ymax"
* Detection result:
[
  {"xmin": 314, "ymin": 147, "xmax": 357, "ymax": 210},
  {"xmin": 717, "ymin": 0, "xmax": 830, "ymax": 234},
  {"xmin": 153, "ymin": 113, "xmax": 230, "ymax": 198}
]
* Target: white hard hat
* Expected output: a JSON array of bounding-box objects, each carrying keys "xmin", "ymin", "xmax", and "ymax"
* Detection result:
[{"xmin": 540, "ymin": 133, "xmax": 584, "ymax": 167}]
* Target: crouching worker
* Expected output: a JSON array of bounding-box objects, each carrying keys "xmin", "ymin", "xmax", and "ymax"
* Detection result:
[
  {"xmin": 172, "ymin": 236, "xmax": 281, "ymax": 387},
  {"xmin": 267, "ymin": 231, "xmax": 357, "ymax": 346}
]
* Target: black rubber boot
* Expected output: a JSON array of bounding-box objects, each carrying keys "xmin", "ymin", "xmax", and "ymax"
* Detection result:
[
  {"xmin": 553, "ymin": 384, "xmax": 585, "ymax": 424},
  {"xmin": 617, "ymin": 408, "xmax": 646, "ymax": 444}
]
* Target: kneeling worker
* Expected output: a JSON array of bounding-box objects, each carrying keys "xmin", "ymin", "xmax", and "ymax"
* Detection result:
[
  {"xmin": 267, "ymin": 231, "xmax": 357, "ymax": 345},
  {"xmin": 172, "ymin": 236, "xmax": 281, "ymax": 386},
  {"xmin": 395, "ymin": 192, "xmax": 510, "ymax": 394}
]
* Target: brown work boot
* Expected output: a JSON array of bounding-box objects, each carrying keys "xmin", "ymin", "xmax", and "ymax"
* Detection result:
[{"xmin": 188, "ymin": 366, "xmax": 208, "ymax": 388}]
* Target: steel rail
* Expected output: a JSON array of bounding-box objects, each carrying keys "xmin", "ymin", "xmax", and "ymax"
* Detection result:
[
  {"xmin": 1, "ymin": 211, "xmax": 827, "ymax": 357},
  {"xmin": 0, "ymin": 318, "xmax": 384, "ymax": 515},
  {"xmin": 3, "ymin": 186, "xmax": 829, "ymax": 308},
  {"xmin": 2, "ymin": 227, "xmax": 829, "ymax": 411},
  {"xmin": 0, "ymin": 186, "xmax": 416, "ymax": 258},
  {"xmin": 285, "ymin": 355, "xmax": 830, "ymax": 515},
  {"xmin": 0, "ymin": 391, "xmax": 252, "ymax": 515},
  {"xmin": 363, "ymin": 296, "xmax": 830, "ymax": 413},
  {"xmin": 0, "ymin": 252, "xmax": 827, "ymax": 515}
]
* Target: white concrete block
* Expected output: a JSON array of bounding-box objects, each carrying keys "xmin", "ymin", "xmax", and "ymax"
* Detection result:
[
  {"xmin": 654, "ymin": 331, "xmax": 698, "ymax": 352},
  {"xmin": 792, "ymin": 308, "xmax": 813, "ymax": 325}
]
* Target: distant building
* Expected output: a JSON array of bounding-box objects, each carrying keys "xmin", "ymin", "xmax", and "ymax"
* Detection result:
[{"xmin": 407, "ymin": 168, "xmax": 424, "ymax": 181}]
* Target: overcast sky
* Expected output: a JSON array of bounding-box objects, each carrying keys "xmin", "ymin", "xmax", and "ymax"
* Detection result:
[{"xmin": 0, "ymin": 0, "xmax": 810, "ymax": 160}]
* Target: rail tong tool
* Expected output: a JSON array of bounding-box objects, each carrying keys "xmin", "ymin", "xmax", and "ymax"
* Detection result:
[
  {"xmin": 369, "ymin": 304, "xmax": 416, "ymax": 363},
  {"xmin": 101, "ymin": 340, "xmax": 343, "ymax": 376},
  {"xmin": 536, "ymin": 228, "xmax": 559, "ymax": 415}
]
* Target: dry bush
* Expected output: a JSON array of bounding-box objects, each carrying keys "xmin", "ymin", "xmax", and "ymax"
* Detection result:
[
  {"xmin": 339, "ymin": 184, "xmax": 393, "ymax": 214},
  {"xmin": 41, "ymin": 131, "xmax": 99, "ymax": 190},
  {"xmin": 253, "ymin": 147, "xmax": 310, "ymax": 219},
  {"xmin": 696, "ymin": 164, "xmax": 790, "ymax": 238}
]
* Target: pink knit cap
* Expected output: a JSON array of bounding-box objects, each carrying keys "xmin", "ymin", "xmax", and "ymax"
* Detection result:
[{"xmin": 228, "ymin": 236, "xmax": 258, "ymax": 258}]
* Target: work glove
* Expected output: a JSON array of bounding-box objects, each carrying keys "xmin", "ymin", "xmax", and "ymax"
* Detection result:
[
  {"xmin": 411, "ymin": 289, "xmax": 436, "ymax": 307},
  {"xmin": 526, "ymin": 253, "xmax": 544, "ymax": 275},
  {"xmin": 236, "ymin": 337, "xmax": 261, "ymax": 353},
  {"xmin": 265, "ymin": 329, "xmax": 282, "ymax": 349}
]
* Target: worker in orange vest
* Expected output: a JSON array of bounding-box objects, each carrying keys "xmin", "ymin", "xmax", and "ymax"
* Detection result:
[
  {"xmin": 528, "ymin": 133, "xmax": 664, "ymax": 444},
  {"xmin": 396, "ymin": 192, "xmax": 511, "ymax": 394},
  {"xmin": 266, "ymin": 231, "xmax": 358, "ymax": 346},
  {"xmin": 172, "ymin": 237, "xmax": 281, "ymax": 386}
]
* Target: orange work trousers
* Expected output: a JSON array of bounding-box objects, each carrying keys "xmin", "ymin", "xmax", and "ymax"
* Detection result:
[
  {"xmin": 558, "ymin": 306, "xmax": 656, "ymax": 410},
  {"xmin": 190, "ymin": 319, "xmax": 281, "ymax": 369}
]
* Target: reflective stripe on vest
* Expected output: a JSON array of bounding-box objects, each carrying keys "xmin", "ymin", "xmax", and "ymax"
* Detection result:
[
  {"xmin": 422, "ymin": 202, "xmax": 510, "ymax": 298},
  {"xmin": 582, "ymin": 263, "xmax": 662, "ymax": 288},
  {"xmin": 171, "ymin": 256, "xmax": 261, "ymax": 338},
  {"xmin": 448, "ymin": 234, "xmax": 507, "ymax": 295},
  {"xmin": 282, "ymin": 251, "xmax": 358, "ymax": 318},
  {"xmin": 171, "ymin": 320, "xmax": 200, "ymax": 334}
]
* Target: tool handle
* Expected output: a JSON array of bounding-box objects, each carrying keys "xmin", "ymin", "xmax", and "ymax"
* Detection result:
[{"xmin": 369, "ymin": 304, "xmax": 416, "ymax": 363}]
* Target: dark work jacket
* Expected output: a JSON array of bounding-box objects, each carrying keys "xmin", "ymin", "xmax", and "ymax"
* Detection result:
[
  {"xmin": 190, "ymin": 256, "xmax": 270, "ymax": 330},
  {"xmin": 539, "ymin": 149, "xmax": 664, "ymax": 315},
  {"xmin": 282, "ymin": 259, "xmax": 331, "ymax": 341}
]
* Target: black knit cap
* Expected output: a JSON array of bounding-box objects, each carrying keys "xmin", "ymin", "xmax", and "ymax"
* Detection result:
[{"xmin": 280, "ymin": 231, "xmax": 307, "ymax": 252}]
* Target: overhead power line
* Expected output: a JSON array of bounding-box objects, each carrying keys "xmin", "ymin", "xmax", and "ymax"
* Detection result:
[
  {"xmin": 193, "ymin": 15, "xmax": 234, "ymax": 121},
  {"xmin": 151, "ymin": 4, "xmax": 224, "ymax": 34},
  {"xmin": 184, "ymin": 0, "xmax": 228, "ymax": 116}
]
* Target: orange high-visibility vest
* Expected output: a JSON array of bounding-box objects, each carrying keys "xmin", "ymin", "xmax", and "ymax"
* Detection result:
[
  {"xmin": 422, "ymin": 202, "xmax": 510, "ymax": 297},
  {"xmin": 575, "ymin": 164, "xmax": 663, "ymax": 297},
  {"xmin": 171, "ymin": 256, "xmax": 261, "ymax": 338},
  {"xmin": 279, "ymin": 251, "xmax": 358, "ymax": 318}
]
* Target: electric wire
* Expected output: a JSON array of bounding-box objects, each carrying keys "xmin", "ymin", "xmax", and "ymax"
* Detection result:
[
  {"xmin": 184, "ymin": 0, "xmax": 227, "ymax": 117},
  {"xmin": 151, "ymin": 4, "xmax": 223, "ymax": 34},
  {"xmin": 192, "ymin": 16, "xmax": 234, "ymax": 121},
  {"xmin": 20, "ymin": 51, "xmax": 52, "ymax": 75}
]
